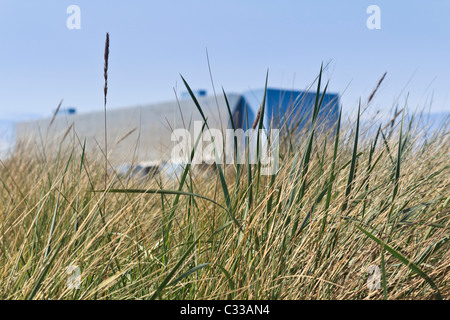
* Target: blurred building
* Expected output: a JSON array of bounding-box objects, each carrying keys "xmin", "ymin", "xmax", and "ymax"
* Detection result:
[{"xmin": 15, "ymin": 88, "xmax": 340, "ymax": 166}]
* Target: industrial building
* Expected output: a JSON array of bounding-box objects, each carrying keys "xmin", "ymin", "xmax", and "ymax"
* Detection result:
[{"xmin": 15, "ymin": 88, "xmax": 340, "ymax": 170}]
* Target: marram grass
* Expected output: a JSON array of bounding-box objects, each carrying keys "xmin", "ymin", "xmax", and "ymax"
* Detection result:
[{"xmin": 0, "ymin": 70, "xmax": 448, "ymax": 300}]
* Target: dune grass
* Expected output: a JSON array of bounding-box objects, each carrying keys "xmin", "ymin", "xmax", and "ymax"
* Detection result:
[
  {"xmin": 0, "ymin": 40, "xmax": 448, "ymax": 299},
  {"xmin": 1, "ymin": 91, "xmax": 448, "ymax": 300}
]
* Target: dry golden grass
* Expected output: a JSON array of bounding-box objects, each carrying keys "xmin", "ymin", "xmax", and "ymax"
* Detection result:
[{"xmin": 0, "ymin": 100, "xmax": 448, "ymax": 299}]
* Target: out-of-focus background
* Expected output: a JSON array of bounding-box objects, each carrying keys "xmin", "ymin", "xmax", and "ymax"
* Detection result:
[{"xmin": 1, "ymin": 0, "xmax": 449, "ymax": 156}]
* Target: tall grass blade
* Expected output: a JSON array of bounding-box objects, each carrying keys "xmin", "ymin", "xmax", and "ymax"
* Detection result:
[
  {"xmin": 342, "ymin": 101, "xmax": 360, "ymax": 212},
  {"xmin": 355, "ymin": 224, "xmax": 443, "ymax": 300},
  {"xmin": 150, "ymin": 231, "xmax": 206, "ymax": 300},
  {"xmin": 170, "ymin": 263, "xmax": 210, "ymax": 286}
]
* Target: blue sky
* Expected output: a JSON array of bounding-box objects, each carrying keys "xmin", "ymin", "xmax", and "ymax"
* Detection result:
[{"xmin": 0, "ymin": 0, "xmax": 449, "ymax": 121}]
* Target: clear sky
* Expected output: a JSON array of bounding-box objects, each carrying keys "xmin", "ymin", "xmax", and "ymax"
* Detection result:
[{"xmin": 0, "ymin": 0, "xmax": 449, "ymax": 121}]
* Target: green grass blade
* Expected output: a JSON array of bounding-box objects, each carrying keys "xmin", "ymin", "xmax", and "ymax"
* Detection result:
[
  {"xmin": 26, "ymin": 240, "xmax": 64, "ymax": 300},
  {"xmin": 355, "ymin": 224, "xmax": 443, "ymax": 300},
  {"xmin": 255, "ymin": 70, "xmax": 269, "ymax": 196},
  {"xmin": 169, "ymin": 263, "xmax": 210, "ymax": 286},
  {"xmin": 414, "ymin": 235, "xmax": 450, "ymax": 265},
  {"xmin": 381, "ymin": 248, "xmax": 387, "ymax": 300},
  {"xmin": 150, "ymin": 231, "xmax": 206, "ymax": 300},
  {"xmin": 320, "ymin": 107, "xmax": 342, "ymax": 236},
  {"xmin": 392, "ymin": 108, "xmax": 405, "ymax": 202},
  {"xmin": 43, "ymin": 153, "xmax": 73, "ymax": 261},
  {"xmin": 181, "ymin": 75, "xmax": 240, "ymax": 231},
  {"xmin": 342, "ymin": 101, "xmax": 360, "ymax": 212},
  {"xmin": 102, "ymin": 188, "xmax": 227, "ymax": 212},
  {"xmin": 217, "ymin": 264, "xmax": 235, "ymax": 297}
]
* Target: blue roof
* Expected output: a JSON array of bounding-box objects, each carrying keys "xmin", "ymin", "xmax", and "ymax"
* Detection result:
[{"xmin": 232, "ymin": 88, "xmax": 340, "ymax": 132}]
